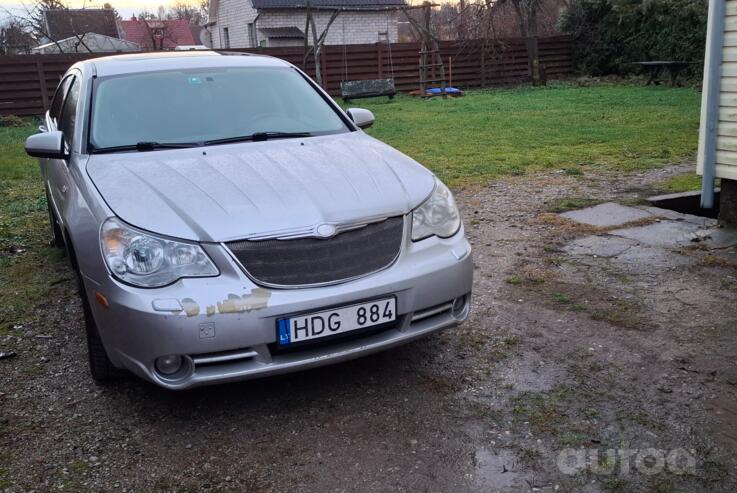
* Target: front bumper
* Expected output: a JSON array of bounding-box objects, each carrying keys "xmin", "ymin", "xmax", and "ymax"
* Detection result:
[{"xmin": 84, "ymin": 227, "xmax": 473, "ymax": 390}]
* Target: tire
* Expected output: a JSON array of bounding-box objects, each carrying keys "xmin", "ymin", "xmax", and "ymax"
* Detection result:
[
  {"xmin": 67, "ymin": 237, "xmax": 120, "ymax": 383},
  {"xmin": 83, "ymin": 296, "xmax": 120, "ymax": 383},
  {"xmin": 46, "ymin": 191, "xmax": 65, "ymax": 250}
]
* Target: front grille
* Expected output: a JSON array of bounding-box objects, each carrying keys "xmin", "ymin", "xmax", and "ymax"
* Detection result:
[{"xmin": 226, "ymin": 217, "xmax": 404, "ymax": 286}]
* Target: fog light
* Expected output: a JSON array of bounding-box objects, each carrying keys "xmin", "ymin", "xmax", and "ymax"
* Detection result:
[
  {"xmin": 452, "ymin": 295, "xmax": 468, "ymax": 318},
  {"xmin": 155, "ymin": 355, "xmax": 183, "ymax": 375}
]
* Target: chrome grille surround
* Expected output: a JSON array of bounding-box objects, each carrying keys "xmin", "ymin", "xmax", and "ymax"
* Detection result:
[{"xmin": 225, "ymin": 216, "xmax": 405, "ymax": 287}]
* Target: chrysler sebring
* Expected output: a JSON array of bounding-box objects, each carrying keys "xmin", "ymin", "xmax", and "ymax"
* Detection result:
[{"xmin": 25, "ymin": 51, "xmax": 473, "ymax": 389}]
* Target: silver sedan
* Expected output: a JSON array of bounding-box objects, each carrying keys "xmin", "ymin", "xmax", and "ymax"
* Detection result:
[{"xmin": 25, "ymin": 52, "xmax": 473, "ymax": 390}]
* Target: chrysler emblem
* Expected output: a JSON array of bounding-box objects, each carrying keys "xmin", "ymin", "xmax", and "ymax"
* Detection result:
[{"xmin": 315, "ymin": 224, "xmax": 337, "ymax": 238}]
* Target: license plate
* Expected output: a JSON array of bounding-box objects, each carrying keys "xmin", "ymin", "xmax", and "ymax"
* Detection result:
[{"xmin": 277, "ymin": 297, "xmax": 396, "ymax": 346}]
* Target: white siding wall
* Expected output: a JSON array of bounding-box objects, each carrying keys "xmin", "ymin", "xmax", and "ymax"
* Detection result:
[
  {"xmin": 208, "ymin": 3, "xmax": 399, "ymax": 49},
  {"xmin": 699, "ymin": 0, "xmax": 737, "ymax": 180},
  {"xmin": 257, "ymin": 10, "xmax": 399, "ymax": 46},
  {"xmin": 210, "ymin": 0, "xmax": 259, "ymax": 48}
]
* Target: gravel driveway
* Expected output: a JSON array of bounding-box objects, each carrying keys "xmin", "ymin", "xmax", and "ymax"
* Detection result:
[{"xmin": 1, "ymin": 164, "xmax": 736, "ymax": 492}]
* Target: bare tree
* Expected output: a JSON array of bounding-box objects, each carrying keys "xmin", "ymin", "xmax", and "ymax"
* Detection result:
[
  {"xmin": 452, "ymin": 0, "xmax": 547, "ymax": 86},
  {"xmin": 399, "ymin": 0, "xmax": 546, "ymax": 86},
  {"xmin": 2, "ymin": 0, "xmax": 69, "ymax": 52},
  {"xmin": 200, "ymin": 0, "xmax": 210, "ymax": 23},
  {"xmin": 478, "ymin": 0, "xmax": 499, "ymax": 88},
  {"xmin": 167, "ymin": 1, "xmax": 207, "ymax": 23},
  {"xmin": 302, "ymin": 5, "xmax": 340, "ymax": 87},
  {"xmin": 136, "ymin": 10, "xmax": 159, "ymax": 20},
  {"xmin": 102, "ymin": 2, "xmax": 122, "ymax": 20},
  {"xmin": 427, "ymin": 1, "xmax": 499, "ymax": 87},
  {"xmin": 429, "ymin": 3, "xmax": 460, "ymax": 40},
  {"xmin": 0, "ymin": 18, "xmax": 35, "ymax": 54},
  {"xmin": 3, "ymin": 0, "xmax": 56, "ymax": 40},
  {"xmin": 501, "ymin": 0, "xmax": 546, "ymax": 85}
]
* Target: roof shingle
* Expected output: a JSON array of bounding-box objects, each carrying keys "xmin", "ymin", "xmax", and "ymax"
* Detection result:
[
  {"xmin": 43, "ymin": 9, "xmax": 120, "ymax": 41},
  {"xmin": 120, "ymin": 19, "xmax": 202, "ymax": 50}
]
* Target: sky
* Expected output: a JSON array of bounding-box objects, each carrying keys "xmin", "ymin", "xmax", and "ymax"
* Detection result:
[
  {"xmin": 0, "ymin": 0, "xmax": 173, "ymax": 22},
  {"xmin": 0, "ymin": 0, "xmax": 428, "ymax": 24}
]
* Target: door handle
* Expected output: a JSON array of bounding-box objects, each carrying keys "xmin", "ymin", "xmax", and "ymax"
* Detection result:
[{"xmin": 61, "ymin": 185, "xmax": 67, "ymax": 195}]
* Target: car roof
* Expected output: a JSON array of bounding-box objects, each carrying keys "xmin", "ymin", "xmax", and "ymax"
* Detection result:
[{"xmin": 78, "ymin": 51, "xmax": 292, "ymax": 77}]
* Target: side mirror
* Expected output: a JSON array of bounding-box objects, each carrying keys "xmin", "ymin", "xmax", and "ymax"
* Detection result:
[
  {"xmin": 346, "ymin": 108, "xmax": 375, "ymax": 130},
  {"xmin": 25, "ymin": 130, "xmax": 66, "ymax": 159}
]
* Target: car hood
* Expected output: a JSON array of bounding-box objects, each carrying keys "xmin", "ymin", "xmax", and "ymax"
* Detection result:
[{"xmin": 87, "ymin": 132, "xmax": 436, "ymax": 242}]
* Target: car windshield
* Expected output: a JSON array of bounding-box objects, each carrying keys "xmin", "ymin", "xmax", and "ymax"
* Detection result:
[{"xmin": 88, "ymin": 66, "xmax": 349, "ymax": 150}]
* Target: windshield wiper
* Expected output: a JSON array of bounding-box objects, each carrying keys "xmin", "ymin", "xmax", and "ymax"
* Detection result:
[
  {"xmin": 90, "ymin": 141, "xmax": 201, "ymax": 154},
  {"xmin": 204, "ymin": 131, "xmax": 312, "ymax": 146}
]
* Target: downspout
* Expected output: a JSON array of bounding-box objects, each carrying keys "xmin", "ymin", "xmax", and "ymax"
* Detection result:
[
  {"xmin": 701, "ymin": 0, "xmax": 726, "ymax": 208},
  {"xmin": 217, "ymin": 0, "xmax": 222, "ymax": 48},
  {"xmin": 253, "ymin": 13, "xmax": 261, "ymax": 48}
]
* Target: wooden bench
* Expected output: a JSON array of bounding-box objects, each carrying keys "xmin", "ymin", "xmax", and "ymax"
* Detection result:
[{"xmin": 341, "ymin": 79, "xmax": 396, "ymax": 103}]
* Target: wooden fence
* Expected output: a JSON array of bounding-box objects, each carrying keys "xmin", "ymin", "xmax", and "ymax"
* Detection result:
[{"xmin": 0, "ymin": 35, "xmax": 572, "ymax": 116}]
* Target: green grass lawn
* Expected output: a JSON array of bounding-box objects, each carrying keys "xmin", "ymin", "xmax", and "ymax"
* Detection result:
[
  {"xmin": 0, "ymin": 83, "xmax": 701, "ymax": 330},
  {"xmin": 0, "ymin": 125, "xmax": 68, "ymax": 334},
  {"xmin": 356, "ymin": 83, "xmax": 701, "ymax": 185}
]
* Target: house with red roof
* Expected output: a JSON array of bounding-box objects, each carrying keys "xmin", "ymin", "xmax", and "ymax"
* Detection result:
[{"xmin": 120, "ymin": 18, "xmax": 205, "ymax": 51}]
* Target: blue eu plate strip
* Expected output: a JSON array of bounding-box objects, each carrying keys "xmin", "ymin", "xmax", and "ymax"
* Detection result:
[{"xmin": 278, "ymin": 319, "xmax": 291, "ymax": 345}]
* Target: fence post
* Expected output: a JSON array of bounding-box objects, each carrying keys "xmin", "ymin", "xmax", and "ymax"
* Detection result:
[
  {"xmin": 36, "ymin": 60, "xmax": 49, "ymax": 111},
  {"xmin": 377, "ymin": 43, "xmax": 383, "ymax": 79},
  {"xmin": 321, "ymin": 45, "xmax": 328, "ymax": 89}
]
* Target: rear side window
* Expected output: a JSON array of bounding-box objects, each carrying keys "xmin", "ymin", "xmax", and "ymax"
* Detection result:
[
  {"xmin": 60, "ymin": 77, "xmax": 80, "ymax": 149},
  {"xmin": 49, "ymin": 76, "xmax": 73, "ymax": 126}
]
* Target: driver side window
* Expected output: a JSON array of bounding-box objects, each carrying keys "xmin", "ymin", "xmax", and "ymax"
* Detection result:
[
  {"xmin": 59, "ymin": 77, "xmax": 80, "ymax": 150},
  {"xmin": 49, "ymin": 76, "xmax": 73, "ymax": 128}
]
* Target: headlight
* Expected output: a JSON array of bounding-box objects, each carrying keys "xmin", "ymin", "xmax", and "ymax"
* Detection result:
[
  {"xmin": 411, "ymin": 179, "xmax": 461, "ymax": 241},
  {"xmin": 100, "ymin": 218, "xmax": 218, "ymax": 287}
]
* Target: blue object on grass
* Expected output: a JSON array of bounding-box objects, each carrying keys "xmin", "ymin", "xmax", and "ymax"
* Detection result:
[{"xmin": 426, "ymin": 87, "xmax": 462, "ymax": 95}]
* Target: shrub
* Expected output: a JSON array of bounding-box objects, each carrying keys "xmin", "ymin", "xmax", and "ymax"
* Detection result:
[
  {"xmin": 0, "ymin": 115, "xmax": 27, "ymax": 128},
  {"xmin": 559, "ymin": 0, "xmax": 708, "ymax": 78}
]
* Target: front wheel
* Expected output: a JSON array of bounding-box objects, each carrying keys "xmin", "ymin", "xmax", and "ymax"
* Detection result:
[
  {"xmin": 82, "ymin": 293, "xmax": 119, "ymax": 383},
  {"xmin": 69, "ymin": 244, "xmax": 120, "ymax": 383}
]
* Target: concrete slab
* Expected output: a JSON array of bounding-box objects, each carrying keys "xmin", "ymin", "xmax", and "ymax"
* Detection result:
[
  {"xmin": 641, "ymin": 206, "xmax": 717, "ymax": 227},
  {"xmin": 563, "ymin": 235, "xmax": 692, "ymax": 270},
  {"xmin": 609, "ymin": 220, "xmax": 704, "ymax": 248},
  {"xmin": 561, "ymin": 202, "xmax": 652, "ymax": 228},
  {"xmin": 613, "ymin": 243, "xmax": 693, "ymax": 270},
  {"xmin": 563, "ymin": 235, "xmax": 639, "ymax": 257},
  {"xmin": 692, "ymin": 227, "xmax": 737, "ymax": 249}
]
